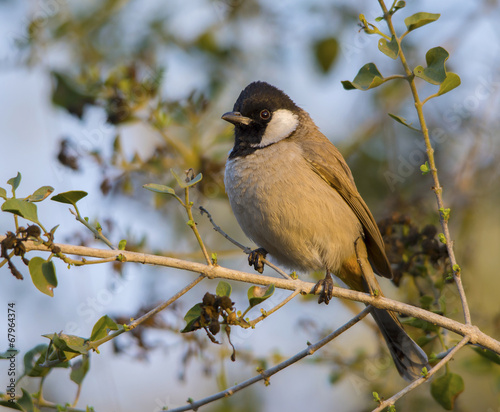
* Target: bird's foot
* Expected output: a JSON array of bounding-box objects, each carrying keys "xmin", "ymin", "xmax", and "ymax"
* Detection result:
[
  {"xmin": 248, "ymin": 248, "xmax": 268, "ymax": 273},
  {"xmin": 312, "ymin": 272, "xmax": 334, "ymax": 305}
]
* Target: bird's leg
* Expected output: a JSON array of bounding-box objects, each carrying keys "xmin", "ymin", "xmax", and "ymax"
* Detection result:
[
  {"xmin": 311, "ymin": 271, "xmax": 334, "ymax": 305},
  {"xmin": 248, "ymin": 248, "xmax": 268, "ymax": 273}
]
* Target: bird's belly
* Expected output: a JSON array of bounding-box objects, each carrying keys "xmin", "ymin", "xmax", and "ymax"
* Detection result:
[{"xmin": 224, "ymin": 142, "xmax": 363, "ymax": 273}]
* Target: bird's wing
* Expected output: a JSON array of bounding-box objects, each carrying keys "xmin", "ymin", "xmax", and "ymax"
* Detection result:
[{"xmin": 300, "ymin": 137, "xmax": 393, "ymax": 279}]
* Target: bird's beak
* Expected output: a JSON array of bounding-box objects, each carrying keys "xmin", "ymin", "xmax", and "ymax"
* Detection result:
[{"xmin": 221, "ymin": 111, "xmax": 252, "ymax": 126}]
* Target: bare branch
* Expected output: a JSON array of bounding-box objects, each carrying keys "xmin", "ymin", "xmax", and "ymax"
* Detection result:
[
  {"xmin": 167, "ymin": 306, "xmax": 373, "ymax": 412},
  {"xmin": 11, "ymin": 237, "xmax": 500, "ymax": 354},
  {"xmin": 371, "ymin": 336, "xmax": 470, "ymax": 412}
]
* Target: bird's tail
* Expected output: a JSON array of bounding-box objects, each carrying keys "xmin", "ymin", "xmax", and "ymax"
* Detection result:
[{"xmin": 370, "ymin": 307, "xmax": 429, "ymax": 381}]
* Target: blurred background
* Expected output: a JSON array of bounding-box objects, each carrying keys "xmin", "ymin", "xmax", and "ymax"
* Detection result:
[{"xmin": 0, "ymin": 0, "xmax": 499, "ymax": 411}]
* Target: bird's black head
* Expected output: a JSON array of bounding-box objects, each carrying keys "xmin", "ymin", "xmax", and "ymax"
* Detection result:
[{"xmin": 222, "ymin": 82, "xmax": 302, "ymax": 158}]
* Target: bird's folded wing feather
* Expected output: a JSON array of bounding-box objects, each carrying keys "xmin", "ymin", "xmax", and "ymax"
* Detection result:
[{"xmin": 300, "ymin": 139, "xmax": 393, "ymax": 279}]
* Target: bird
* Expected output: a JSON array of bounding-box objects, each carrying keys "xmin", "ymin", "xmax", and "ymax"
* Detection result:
[{"xmin": 222, "ymin": 81, "xmax": 429, "ymax": 381}]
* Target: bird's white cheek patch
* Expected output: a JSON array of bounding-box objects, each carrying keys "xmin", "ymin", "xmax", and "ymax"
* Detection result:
[{"xmin": 257, "ymin": 109, "xmax": 299, "ymax": 147}]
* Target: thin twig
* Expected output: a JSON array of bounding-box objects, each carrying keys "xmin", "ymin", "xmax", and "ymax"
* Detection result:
[
  {"xmin": 249, "ymin": 288, "xmax": 301, "ymax": 327},
  {"xmin": 13, "ymin": 237, "xmax": 500, "ymax": 354},
  {"xmin": 199, "ymin": 206, "xmax": 293, "ymax": 280},
  {"xmin": 371, "ymin": 336, "xmax": 470, "ymax": 412},
  {"xmin": 168, "ymin": 306, "xmax": 374, "ymax": 412},
  {"xmin": 70, "ymin": 209, "xmax": 116, "ymax": 250},
  {"xmin": 377, "ymin": 0, "xmax": 472, "ymax": 325}
]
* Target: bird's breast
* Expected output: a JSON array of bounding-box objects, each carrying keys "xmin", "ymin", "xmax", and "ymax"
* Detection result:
[{"xmin": 224, "ymin": 141, "xmax": 362, "ymax": 273}]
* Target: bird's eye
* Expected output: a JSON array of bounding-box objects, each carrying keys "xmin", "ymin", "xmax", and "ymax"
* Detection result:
[{"xmin": 260, "ymin": 109, "xmax": 271, "ymax": 120}]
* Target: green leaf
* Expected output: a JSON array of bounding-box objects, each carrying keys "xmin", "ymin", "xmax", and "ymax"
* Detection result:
[
  {"xmin": 0, "ymin": 187, "xmax": 7, "ymax": 200},
  {"xmin": 181, "ymin": 303, "xmax": 203, "ymax": 333},
  {"xmin": 388, "ymin": 113, "xmax": 419, "ymax": 131},
  {"xmin": 70, "ymin": 354, "xmax": 90, "ymax": 385},
  {"xmin": 404, "ymin": 12, "xmax": 440, "ymax": 32},
  {"xmin": 472, "ymin": 347, "xmax": 500, "ymax": 365},
  {"xmin": 51, "ymin": 71, "xmax": 96, "ymax": 119},
  {"xmin": 248, "ymin": 284, "xmax": 275, "ymax": 308},
  {"xmin": 28, "ymin": 257, "xmax": 58, "ymax": 297},
  {"xmin": 171, "ymin": 169, "xmax": 188, "ymax": 188},
  {"xmin": 438, "ymin": 72, "xmax": 461, "ymax": 96},
  {"xmin": 43, "ymin": 332, "xmax": 88, "ymax": 360},
  {"xmin": 431, "ymin": 372, "xmax": 464, "ymax": 410},
  {"xmin": 341, "ymin": 63, "xmax": 385, "ymax": 91},
  {"xmin": 90, "ymin": 315, "xmax": 119, "ymax": 341},
  {"xmin": 394, "ymin": 1, "xmax": 406, "ymax": 11},
  {"xmin": 414, "ymin": 47, "xmax": 450, "ymax": 85},
  {"xmin": 22, "ymin": 344, "xmax": 53, "ymax": 378},
  {"xmin": 2, "ymin": 198, "xmax": 41, "ymax": 225},
  {"xmin": 0, "ymin": 400, "xmax": 24, "ymax": 410},
  {"xmin": 216, "ymin": 281, "xmax": 232, "ymax": 297},
  {"xmin": 0, "ymin": 349, "xmax": 19, "ymax": 358},
  {"xmin": 118, "ymin": 239, "xmax": 127, "ymax": 250},
  {"xmin": 143, "ymin": 183, "xmax": 176, "ymax": 195},
  {"xmin": 17, "ymin": 388, "xmax": 34, "ymax": 412},
  {"xmin": 51, "ymin": 190, "xmax": 88, "ymax": 207},
  {"xmin": 186, "ymin": 172, "xmax": 203, "ymax": 187},
  {"xmin": 313, "ymin": 36, "xmax": 339, "ymax": 73},
  {"xmin": 27, "ymin": 186, "xmax": 54, "ymax": 202},
  {"xmin": 7, "ymin": 172, "xmax": 21, "ymax": 192},
  {"xmin": 420, "ymin": 161, "xmax": 430, "ymax": 175},
  {"xmin": 378, "ymin": 36, "xmax": 399, "ymax": 59}
]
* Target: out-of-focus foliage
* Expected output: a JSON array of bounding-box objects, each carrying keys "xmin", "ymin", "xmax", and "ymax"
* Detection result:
[{"xmin": 1, "ymin": 0, "xmax": 500, "ymax": 411}]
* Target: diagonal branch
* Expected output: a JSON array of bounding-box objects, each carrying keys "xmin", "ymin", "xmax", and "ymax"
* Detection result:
[
  {"xmin": 167, "ymin": 306, "xmax": 374, "ymax": 412},
  {"xmin": 11, "ymin": 237, "xmax": 500, "ymax": 355}
]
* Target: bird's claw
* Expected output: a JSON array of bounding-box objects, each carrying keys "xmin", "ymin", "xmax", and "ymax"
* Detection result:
[
  {"xmin": 312, "ymin": 273, "xmax": 334, "ymax": 305},
  {"xmin": 248, "ymin": 248, "xmax": 267, "ymax": 273}
]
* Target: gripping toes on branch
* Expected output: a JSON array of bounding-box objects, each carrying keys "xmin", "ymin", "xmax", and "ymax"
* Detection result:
[
  {"xmin": 312, "ymin": 272, "xmax": 334, "ymax": 305},
  {"xmin": 248, "ymin": 248, "xmax": 268, "ymax": 273}
]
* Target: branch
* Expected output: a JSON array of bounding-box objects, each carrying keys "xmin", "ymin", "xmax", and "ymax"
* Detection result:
[
  {"xmin": 371, "ymin": 336, "xmax": 470, "ymax": 412},
  {"xmin": 168, "ymin": 306, "xmax": 374, "ymax": 412},
  {"xmin": 377, "ymin": 0, "xmax": 472, "ymax": 325},
  {"xmin": 11, "ymin": 237, "xmax": 500, "ymax": 354}
]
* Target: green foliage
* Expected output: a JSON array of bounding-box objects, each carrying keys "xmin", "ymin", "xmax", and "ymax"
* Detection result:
[
  {"xmin": 216, "ymin": 280, "xmax": 232, "ymax": 297},
  {"xmin": 247, "ymin": 284, "xmax": 275, "ymax": 309},
  {"xmin": 1, "ymin": 199, "xmax": 41, "ymax": 226},
  {"xmin": 89, "ymin": 315, "xmax": 119, "ymax": 341},
  {"xmin": 430, "ymin": 372, "xmax": 464, "ymax": 410},
  {"xmin": 7, "ymin": 172, "xmax": 22, "ymax": 192},
  {"xmin": 378, "ymin": 36, "xmax": 399, "ymax": 59},
  {"xmin": 70, "ymin": 354, "xmax": 90, "ymax": 385},
  {"xmin": 404, "ymin": 12, "xmax": 440, "ymax": 32},
  {"xmin": 341, "ymin": 63, "xmax": 385, "ymax": 90},
  {"xmin": 28, "ymin": 257, "xmax": 58, "ymax": 297},
  {"xmin": 313, "ymin": 36, "xmax": 339, "ymax": 73},
  {"xmin": 26, "ymin": 186, "xmax": 54, "ymax": 202},
  {"xmin": 51, "ymin": 190, "xmax": 88, "ymax": 207}
]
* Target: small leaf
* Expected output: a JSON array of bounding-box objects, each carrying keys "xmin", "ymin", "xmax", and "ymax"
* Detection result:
[
  {"xmin": 185, "ymin": 173, "xmax": 203, "ymax": 188},
  {"xmin": 313, "ymin": 36, "xmax": 339, "ymax": 73},
  {"xmin": 472, "ymin": 347, "xmax": 500, "ymax": 365},
  {"xmin": 0, "ymin": 187, "xmax": 7, "ymax": 200},
  {"xmin": 2, "ymin": 198, "xmax": 41, "ymax": 225},
  {"xmin": 248, "ymin": 284, "xmax": 275, "ymax": 308},
  {"xmin": 404, "ymin": 12, "xmax": 440, "ymax": 32},
  {"xmin": 341, "ymin": 63, "xmax": 385, "ymax": 91},
  {"xmin": 394, "ymin": 1, "xmax": 406, "ymax": 11},
  {"xmin": 438, "ymin": 72, "xmax": 461, "ymax": 96},
  {"xmin": 378, "ymin": 36, "xmax": 399, "ymax": 59},
  {"xmin": 27, "ymin": 186, "xmax": 54, "ymax": 202},
  {"xmin": 90, "ymin": 315, "xmax": 119, "ymax": 341},
  {"xmin": 216, "ymin": 281, "xmax": 232, "ymax": 297},
  {"xmin": 51, "ymin": 190, "xmax": 88, "ymax": 206},
  {"xmin": 17, "ymin": 388, "xmax": 35, "ymax": 412},
  {"xmin": 7, "ymin": 172, "xmax": 21, "ymax": 191},
  {"xmin": 420, "ymin": 161, "xmax": 430, "ymax": 175},
  {"xmin": 438, "ymin": 233, "xmax": 447, "ymax": 244},
  {"xmin": 431, "ymin": 372, "xmax": 464, "ymax": 410},
  {"xmin": 414, "ymin": 47, "xmax": 449, "ymax": 85},
  {"xmin": 181, "ymin": 303, "xmax": 203, "ymax": 333},
  {"xmin": 388, "ymin": 113, "xmax": 419, "ymax": 131},
  {"xmin": 118, "ymin": 239, "xmax": 127, "ymax": 250},
  {"xmin": 70, "ymin": 354, "xmax": 90, "ymax": 385},
  {"xmin": 143, "ymin": 183, "xmax": 176, "ymax": 195},
  {"xmin": 43, "ymin": 332, "xmax": 88, "ymax": 359},
  {"xmin": 28, "ymin": 257, "xmax": 58, "ymax": 297}
]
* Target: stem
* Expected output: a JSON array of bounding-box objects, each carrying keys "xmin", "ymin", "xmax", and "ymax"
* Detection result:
[
  {"xmin": 168, "ymin": 306, "xmax": 373, "ymax": 412},
  {"xmin": 70, "ymin": 208, "xmax": 116, "ymax": 250},
  {"xmin": 377, "ymin": 0, "xmax": 472, "ymax": 325},
  {"xmin": 15, "ymin": 237, "xmax": 500, "ymax": 354},
  {"xmin": 372, "ymin": 337, "xmax": 470, "ymax": 412},
  {"xmin": 249, "ymin": 289, "xmax": 301, "ymax": 327},
  {"xmin": 184, "ymin": 188, "xmax": 211, "ymax": 265}
]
